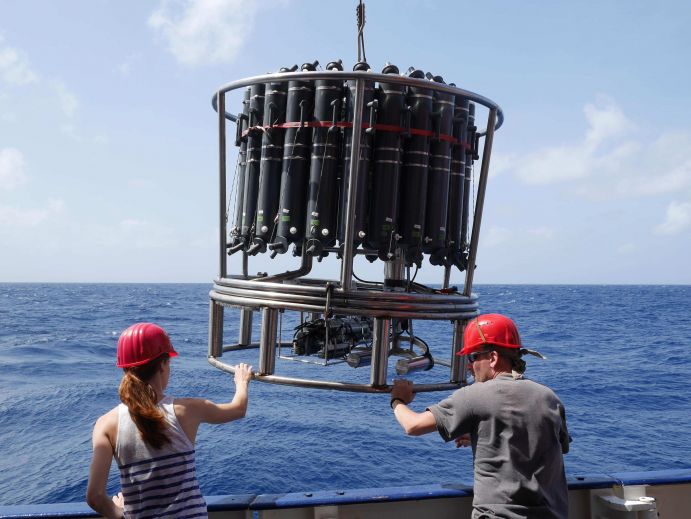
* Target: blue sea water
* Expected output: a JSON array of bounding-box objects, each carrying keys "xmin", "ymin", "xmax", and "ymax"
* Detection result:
[{"xmin": 1, "ymin": 283, "xmax": 690, "ymax": 506}]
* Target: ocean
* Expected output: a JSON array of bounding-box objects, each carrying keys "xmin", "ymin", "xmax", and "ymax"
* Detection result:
[{"xmin": 1, "ymin": 283, "xmax": 690, "ymax": 506}]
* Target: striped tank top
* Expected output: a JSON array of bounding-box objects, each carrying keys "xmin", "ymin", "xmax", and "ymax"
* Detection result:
[{"xmin": 115, "ymin": 396, "xmax": 207, "ymax": 519}]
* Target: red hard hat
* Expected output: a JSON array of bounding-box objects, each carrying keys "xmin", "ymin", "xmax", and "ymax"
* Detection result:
[
  {"xmin": 458, "ymin": 314, "xmax": 522, "ymax": 356},
  {"xmin": 116, "ymin": 323, "xmax": 178, "ymax": 368}
]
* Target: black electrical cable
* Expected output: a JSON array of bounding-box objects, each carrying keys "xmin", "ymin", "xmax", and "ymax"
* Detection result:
[
  {"xmin": 410, "ymin": 265, "xmax": 419, "ymax": 284},
  {"xmin": 352, "ymin": 270, "xmax": 381, "ymax": 286}
]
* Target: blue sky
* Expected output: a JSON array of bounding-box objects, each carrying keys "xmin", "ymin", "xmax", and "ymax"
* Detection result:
[{"xmin": 1, "ymin": 0, "xmax": 690, "ymax": 284}]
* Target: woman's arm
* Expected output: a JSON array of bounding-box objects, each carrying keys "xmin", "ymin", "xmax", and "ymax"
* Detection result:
[
  {"xmin": 175, "ymin": 363, "xmax": 253, "ymax": 441},
  {"xmin": 86, "ymin": 411, "xmax": 124, "ymax": 519}
]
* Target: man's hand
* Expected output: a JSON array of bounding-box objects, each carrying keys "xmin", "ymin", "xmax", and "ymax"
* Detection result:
[
  {"xmin": 389, "ymin": 380, "xmax": 437, "ymax": 436},
  {"xmin": 391, "ymin": 379, "xmax": 415, "ymax": 405},
  {"xmin": 454, "ymin": 434, "xmax": 471, "ymax": 448}
]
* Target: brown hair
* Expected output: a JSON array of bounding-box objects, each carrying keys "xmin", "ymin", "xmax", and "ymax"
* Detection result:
[{"xmin": 118, "ymin": 354, "xmax": 170, "ymax": 449}]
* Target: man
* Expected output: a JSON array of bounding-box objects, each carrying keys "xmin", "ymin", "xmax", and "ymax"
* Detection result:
[{"xmin": 390, "ymin": 313, "xmax": 570, "ymax": 519}]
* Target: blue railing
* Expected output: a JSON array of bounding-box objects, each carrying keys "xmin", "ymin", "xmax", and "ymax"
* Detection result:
[{"xmin": 1, "ymin": 469, "xmax": 690, "ymax": 518}]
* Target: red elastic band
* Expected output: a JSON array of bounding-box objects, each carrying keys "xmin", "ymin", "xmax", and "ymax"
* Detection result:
[{"xmin": 242, "ymin": 122, "xmax": 469, "ymax": 148}]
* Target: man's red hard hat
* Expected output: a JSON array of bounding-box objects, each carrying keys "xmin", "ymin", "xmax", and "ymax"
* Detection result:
[
  {"xmin": 116, "ymin": 322, "xmax": 178, "ymax": 368},
  {"xmin": 458, "ymin": 314, "xmax": 522, "ymax": 356}
]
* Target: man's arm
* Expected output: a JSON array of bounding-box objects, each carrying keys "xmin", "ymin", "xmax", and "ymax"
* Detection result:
[
  {"xmin": 392, "ymin": 402, "xmax": 438, "ymax": 436},
  {"xmin": 390, "ymin": 379, "xmax": 438, "ymax": 436}
]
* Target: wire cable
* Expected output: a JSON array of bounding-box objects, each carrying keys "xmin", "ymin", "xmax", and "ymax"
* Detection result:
[{"xmin": 356, "ymin": 1, "xmax": 367, "ymax": 63}]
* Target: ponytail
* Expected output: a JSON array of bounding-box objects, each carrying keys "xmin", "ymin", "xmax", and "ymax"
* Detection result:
[{"xmin": 118, "ymin": 355, "xmax": 170, "ymax": 449}]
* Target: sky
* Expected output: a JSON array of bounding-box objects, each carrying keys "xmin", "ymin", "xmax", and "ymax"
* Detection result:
[{"xmin": 1, "ymin": 0, "xmax": 690, "ymax": 284}]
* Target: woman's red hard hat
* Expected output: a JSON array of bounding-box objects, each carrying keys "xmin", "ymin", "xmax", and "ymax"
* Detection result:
[
  {"xmin": 458, "ymin": 314, "xmax": 522, "ymax": 356},
  {"xmin": 116, "ymin": 322, "xmax": 178, "ymax": 368}
]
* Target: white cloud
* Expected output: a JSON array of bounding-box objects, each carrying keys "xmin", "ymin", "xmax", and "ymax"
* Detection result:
[
  {"xmin": 583, "ymin": 96, "xmax": 635, "ymax": 147},
  {"xmin": 0, "ymin": 35, "xmax": 39, "ymax": 85},
  {"xmin": 51, "ymin": 79, "xmax": 78, "ymax": 117},
  {"xmin": 0, "ymin": 198, "xmax": 64, "ymax": 227},
  {"xmin": 515, "ymin": 98, "xmax": 637, "ymax": 186},
  {"xmin": 117, "ymin": 219, "xmax": 178, "ymax": 249},
  {"xmin": 1, "ymin": 36, "xmax": 81, "ymax": 130},
  {"xmin": 527, "ymin": 226, "xmax": 555, "ymax": 239},
  {"xmin": 617, "ymin": 242, "xmax": 636, "ymax": 255},
  {"xmin": 188, "ymin": 226, "xmax": 216, "ymax": 248},
  {"xmin": 148, "ymin": 0, "xmax": 262, "ymax": 66},
  {"xmin": 621, "ymin": 132, "xmax": 691, "ymax": 197},
  {"xmin": 59, "ymin": 124, "xmax": 80, "ymax": 140},
  {"xmin": 505, "ymin": 98, "xmax": 691, "ymax": 207},
  {"xmin": 482, "ymin": 225, "xmax": 511, "ymax": 247},
  {"xmin": 1, "ymin": 91, "xmax": 16, "ymax": 122},
  {"xmin": 487, "ymin": 153, "xmax": 512, "ymax": 178},
  {"xmin": 117, "ymin": 54, "xmax": 142, "ymax": 77},
  {"xmin": 517, "ymin": 144, "xmax": 590, "ymax": 184},
  {"xmin": 59, "ymin": 123, "xmax": 107, "ymax": 144},
  {"xmin": 127, "ymin": 178, "xmax": 157, "ymax": 190},
  {"xmin": 0, "ymin": 148, "xmax": 27, "ymax": 191},
  {"xmin": 654, "ymin": 201, "xmax": 691, "ymax": 236}
]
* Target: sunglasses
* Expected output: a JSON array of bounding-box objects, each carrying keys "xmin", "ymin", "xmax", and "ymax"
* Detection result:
[{"xmin": 467, "ymin": 351, "xmax": 492, "ymax": 363}]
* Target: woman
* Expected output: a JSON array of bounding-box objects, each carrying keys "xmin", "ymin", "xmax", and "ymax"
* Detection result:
[{"xmin": 87, "ymin": 322, "xmax": 252, "ymax": 518}]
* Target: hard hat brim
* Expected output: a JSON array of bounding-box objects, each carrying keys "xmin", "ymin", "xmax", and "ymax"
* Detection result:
[{"xmin": 117, "ymin": 348, "xmax": 178, "ymax": 368}]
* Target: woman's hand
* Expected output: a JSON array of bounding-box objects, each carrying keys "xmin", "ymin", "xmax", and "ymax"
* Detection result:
[
  {"xmin": 112, "ymin": 492, "xmax": 124, "ymax": 516},
  {"xmin": 234, "ymin": 363, "xmax": 253, "ymax": 386}
]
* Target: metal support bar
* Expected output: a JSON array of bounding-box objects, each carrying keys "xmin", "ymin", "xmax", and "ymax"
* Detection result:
[
  {"xmin": 218, "ymin": 90, "xmax": 227, "ymax": 279},
  {"xmin": 464, "ymin": 108, "xmax": 497, "ymax": 297},
  {"xmin": 209, "ymin": 356, "xmax": 462, "ymax": 392},
  {"xmin": 340, "ymin": 78, "xmax": 365, "ymax": 290},
  {"xmin": 370, "ymin": 318, "xmax": 390, "ymax": 386},
  {"xmin": 208, "ymin": 301, "xmax": 224, "ymax": 358},
  {"xmin": 385, "ymin": 253, "xmax": 405, "ymax": 352},
  {"xmin": 213, "ymin": 71, "xmax": 503, "ymax": 135},
  {"xmin": 450, "ymin": 320, "xmax": 467, "ymax": 383},
  {"xmin": 260, "ymin": 252, "xmax": 312, "ymax": 283},
  {"xmin": 239, "ymin": 307, "xmax": 253, "ymax": 346},
  {"xmin": 218, "ymin": 92, "xmax": 228, "ymax": 278},
  {"xmin": 442, "ymin": 265, "xmax": 451, "ymax": 289},
  {"xmin": 258, "ymin": 308, "xmax": 279, "ymax": 375}
]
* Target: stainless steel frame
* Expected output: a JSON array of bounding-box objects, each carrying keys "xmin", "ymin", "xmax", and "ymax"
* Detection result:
[{"xmin": 209, "ymin": 70, "xmax": 502, "ymax": 393}]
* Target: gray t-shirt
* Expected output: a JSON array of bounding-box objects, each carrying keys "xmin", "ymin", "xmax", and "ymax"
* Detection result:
[{"xmin": 427, "ymin": 373, "xmax": 569, "ymax": 519}]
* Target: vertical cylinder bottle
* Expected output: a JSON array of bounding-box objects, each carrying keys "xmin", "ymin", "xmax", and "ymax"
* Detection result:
[
  {"xmin": 367, "ymin": 64, "xmax": 405, "ymax": 261},
  {"xmin": 230, "ymin": 87, "xmax": 251, "ymax": 248},
  {"xmin": 460, "ymin": 102, "xmax": 477, "ymax": 252},
  {"xmin": 338, "ymin": 61, "xmax": 374, "ymax": 248},
  {"xmin": 271, "ymin": 61, "xmax": 318, "ymax": 256},
  {"xmin": 446, "ymin": 96, "xmax": 469, "ymax": 270},
  {"xmin": 240, "ymin": 83, "xmax": 266, "ymax": 243},
  {"xmin": 250, "ymin": 66, "xmax": 293, "ymax": 255},
  {"xmin": 424, "ymin": 75, "xmax": 454, "ymax": 264},
  {"xmin": 398, "ymin": 68, "xmax": 432, "ymax": 267},
  {"xmin": 305, "ymin": 60, "xmax": 344, "ymax": 257}
]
